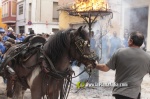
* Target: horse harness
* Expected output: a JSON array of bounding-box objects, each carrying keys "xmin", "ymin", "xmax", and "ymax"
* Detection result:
[{"xmin": 0, "ymin": 36, "xmax": 74, "ymax": 98}]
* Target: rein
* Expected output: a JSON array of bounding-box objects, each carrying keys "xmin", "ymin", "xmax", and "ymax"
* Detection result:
[
  {"xmin": 41, "ymin": 49, "xmax": 73, "ymax": 79},
  {"xmin": 40, "ymin": 48, "xmax": 73, "ymax": 99},
  {"xmin": 71, "ymin": 66, "xmax": 93, "ymax": 92},
  {"xmin": 72, "ymin": 68, "xmax": 87, "ymax": 78}
]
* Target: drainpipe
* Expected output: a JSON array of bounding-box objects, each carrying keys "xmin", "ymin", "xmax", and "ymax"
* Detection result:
[
  {"xmin": 40, "ymin": 0, "xmax": 41, "ymax": 22},
  {"xmin": 24, "ymin": 0, "xmax": 26, "ymax": 33}
]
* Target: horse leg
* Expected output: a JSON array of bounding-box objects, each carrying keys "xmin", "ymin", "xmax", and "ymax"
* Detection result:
[
  {"xmin": 30, "ymin": 86, "xmax": 43, "ymax": 99},
  {"xmin": 30, "ymin": 77, "xmax": 44, "ymax": 99},
  {"xmin": 48, "ymin": 80, "xmax": 62, "ymax": 99},
  {"xmin": 48, "ymin": 89, "xmax": 59, "ymax": 99},
  {"xmin": 21, "ymin": 88, "xmax": 27, "ymax": 99},
  {"xmin": 27, "ymin": 67, "xmax": 44, "ymax": 99},
  {"xmin": 12, "ymin": 82, "xmax": 26, "ymax": 99},
  {"xmin": 30, "ymin": 75, "xmax": 59, "ymax": 99}
]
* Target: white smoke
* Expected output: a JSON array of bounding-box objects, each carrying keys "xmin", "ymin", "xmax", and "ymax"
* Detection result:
[{"xmin": 122, "ymin": 0, "xmax": 148, "ymax": 36}]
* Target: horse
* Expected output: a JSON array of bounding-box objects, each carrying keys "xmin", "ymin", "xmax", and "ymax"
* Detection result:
[{"xmin": 1, "ymin": 26, "xmax": 97, "ymax": 99}]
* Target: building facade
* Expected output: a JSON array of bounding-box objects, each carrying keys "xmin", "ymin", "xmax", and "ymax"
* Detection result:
[
  {"xmin": 59, "ymin": 0, "xmax": 85, "ymax": 30},
  {"xmin": 16, "ymin": 0, "xmax": 59, "ymax": 34},
  {"xmin": 2, "ymin": 0, "xmax": 17, "ymax": 31}
]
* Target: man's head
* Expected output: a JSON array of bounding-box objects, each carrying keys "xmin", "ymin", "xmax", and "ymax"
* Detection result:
[
  {"xmin": 124, "ymin": 32, "xmax": 129, "ymax": 39},
  {"xmin": 124, "ymin": 29, "xmax": 128, "ymax": 33},
  {"xmin": 113, "ymin": 31, "xmax": 117, "ymax": 37},
  {"xmin": 30, "ymin": 30, "xmax": 35, "ymax": 34},
  {"xmin": 0, "ymin": 36, "xmax": 2, "ymax": 42},
  {"xmin": 128, "ymin": 31, "xmax": 144, "ymax": 47},
  {"xmin": 8, "ymin": 27, "xmax": 13, "ymax": 32},
  {"xmin": 17, "ymin": 34, "xmax": 21, "ymax": 38}
]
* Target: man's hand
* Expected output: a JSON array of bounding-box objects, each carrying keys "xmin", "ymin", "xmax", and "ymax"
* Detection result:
[
  {"xmin": 95, "ymin": 60, "xmax": 98, "ymax": 65},
  {"xmin": 95, "ymin": 62, "xmax": 110, "ymax": 72}
]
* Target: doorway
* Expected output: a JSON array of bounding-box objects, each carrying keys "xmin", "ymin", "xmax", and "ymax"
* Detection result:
[{"xmin": 125, "ymin": 7, "xmax": 148, "ymax": 37}]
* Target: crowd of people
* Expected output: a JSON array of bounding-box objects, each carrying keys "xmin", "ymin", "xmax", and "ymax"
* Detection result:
[
  {"xmin": 101, "ymin": 31, "xmax": 123, "ymax": 63},
  {"xmin": 0, "ymin": 27, "xmax": 50, "ymax": 64},
  {"xmin": 90, "ymin": 29, "xmax": 147, "ymax": 64}
]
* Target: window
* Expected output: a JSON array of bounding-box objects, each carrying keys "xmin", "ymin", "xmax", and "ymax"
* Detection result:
[
  {"xmin": 19, "ymin": 4, "xmax": 23, "ymax": 15},
  {"xmin": 2, "ymin": 2, "xmax": 9, "ymax": 18},
  {"xmin": 12, "ymin": 1, "xmax": 17, "ymax": 15},
  {"xmin": 2, "ymin": 4, "xmax": 4, "ymax": 17},
  {"xmin": 6, "ymin": 2, "xmax": 8, "ymax": 16},
  {"xmin": 19, "ymin": 26, "xmax": 25, "ymax": 33},
  {"xmin": 29, "ymin": 3, "xmax": 32, "ymax": 21},
  {"xmin": 4, "ymin": 3, "xmax": 6, "ymax": 16},
  {"xmin": 53, "ymin": 2, "xmax": 59, "ymax": 22}
]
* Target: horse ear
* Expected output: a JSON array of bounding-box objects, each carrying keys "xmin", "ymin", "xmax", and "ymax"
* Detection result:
[
  {"xmin": 77, "ymin": 26, "xmax": 83, "ymax": 32},
  {"xmin": 75, "ymin": 26, "xmax": 83, "ymax": 36}
]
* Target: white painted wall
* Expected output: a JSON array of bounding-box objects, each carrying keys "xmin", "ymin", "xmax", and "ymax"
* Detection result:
[
  {"xmin": 16, "ymin": 0, "xmax": 59, "ymax": 34},
  {"xmin": 26, "ymin": 22, "xmax": 59, "ymax": 34}
]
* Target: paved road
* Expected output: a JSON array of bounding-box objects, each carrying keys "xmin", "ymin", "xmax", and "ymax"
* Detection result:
[{"xmin": 0, "ymin": 70, "xmax": 150, "ymax": 99}]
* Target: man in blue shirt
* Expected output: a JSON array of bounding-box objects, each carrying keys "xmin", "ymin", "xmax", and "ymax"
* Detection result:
[
  {"xmin": 0, "ymin": 36, "xmax": 6, "ymax": 64},
  {"xmin": 1, "ymin": 33, "xmax": 10, "ymax": 42},
  {"xmin": 109, "ymin": 32, "xmax": 121, "ymax": 58},
  {"xmin": 123, "ymin": 29, "xmax": 129, "ymax": 47}
]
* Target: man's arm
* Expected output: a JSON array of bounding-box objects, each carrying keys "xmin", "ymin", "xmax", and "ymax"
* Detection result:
[
  {"xmin": 95, "ymin": 48, "xmax": 120, "ymax": 72},
  {"xmin": 95, "ymin": 64, "xmax": 110, "ymax": 72}
]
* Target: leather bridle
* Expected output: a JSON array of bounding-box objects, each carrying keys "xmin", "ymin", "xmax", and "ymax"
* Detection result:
[{"xmin": 74, "ymin": 36, "xmax": 97, "ymax": 64}]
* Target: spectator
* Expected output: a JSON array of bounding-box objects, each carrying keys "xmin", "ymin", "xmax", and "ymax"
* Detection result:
[
  {"xmin": 0, "ymin": 36, "xmax": 6, "ymax": 64},
  {"xmin": 108, "ymin": 31, "xmax": 121, "ymax": 58},
  {"xmin": 20, "ymin": 33, "xmax": 26, "ymax": 41},
  {"xmin": 101, "ymin": 34, "xmax": 109, "ymax": 63},
  {"xmin": 0, "ymin": 32, "xmax": 9, "ymax": 42},
  {"xmin": 45, "ymin": 34, "xmax": 50, "ymax": 41},
  {"xmin": 30, "ymin": 29, "xmax": 35, "ymax": 35},
  {"xmin": 0, "ymin": 36, "xmax": 6, "ymax": 54},
  {"xmin": 16, "ymin": 34, "xmax": 24, "ymax": 43},
  {"xmin": 90, "ymin": 31, "xmax": 96, "ymax": 52},
  {"xmin": 7, "ymin": 27, "xmax": 16, "ymax": 40},
  {"xmin": 123, "ymin": 29, "xmax": 129, "ymax": 47}
]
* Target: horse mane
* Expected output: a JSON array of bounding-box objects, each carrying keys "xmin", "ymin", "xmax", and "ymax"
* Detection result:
[{"xmin": 43, "ymin": 29, "xmax": 72, "ymax": 63}]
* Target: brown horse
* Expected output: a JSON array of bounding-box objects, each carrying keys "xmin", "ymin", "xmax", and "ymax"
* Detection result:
[{"xmin": 1, "ymin": 26, "xmax": 97, "ymax": 99}]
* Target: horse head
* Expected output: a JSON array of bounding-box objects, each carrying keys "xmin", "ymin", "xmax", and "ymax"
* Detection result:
[{"xmin": 69, "ymin": 26, "xmax": 98, "ymax": 69}]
